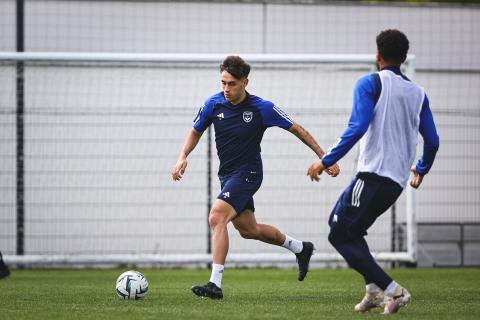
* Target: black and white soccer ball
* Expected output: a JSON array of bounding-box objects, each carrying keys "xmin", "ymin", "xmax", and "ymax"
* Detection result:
[{"xmin": 115, "ymin": 270, "xmax": 149, "ymax": 300}]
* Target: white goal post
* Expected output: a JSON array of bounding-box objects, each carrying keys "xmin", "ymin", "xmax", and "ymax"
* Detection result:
[{"xmin": 0, "ymin": 52, "xmax": 416, "ymax": 266}]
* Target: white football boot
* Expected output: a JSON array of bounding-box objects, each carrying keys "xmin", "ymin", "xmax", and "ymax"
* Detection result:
[
  {"xmin": 382, "ymin": 286, "xmax": 411, "ymax": 315},
  {"xmin": 354, "ymin": 290, "xmax": 384, "ymax": 313}
]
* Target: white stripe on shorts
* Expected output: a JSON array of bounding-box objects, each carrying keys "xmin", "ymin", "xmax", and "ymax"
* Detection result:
[{"xmin": 351, "ymin": 179, "xmax": 364, "ymax": 207}]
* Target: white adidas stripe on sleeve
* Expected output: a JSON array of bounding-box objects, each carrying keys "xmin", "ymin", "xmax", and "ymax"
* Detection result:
[{"xmin": 273, "ymin": 105, "xmax": 293, "ymax": 124}]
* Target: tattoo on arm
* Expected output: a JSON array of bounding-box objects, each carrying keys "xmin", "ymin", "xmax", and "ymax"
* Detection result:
[{"xmin": 291, "ymin": 123, "xmax": 325, "ymax": 158}]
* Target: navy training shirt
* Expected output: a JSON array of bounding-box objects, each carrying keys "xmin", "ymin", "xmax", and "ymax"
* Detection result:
[{"xmin": 193, "ymin": 92, "xmax": 294, "ymax": 176}]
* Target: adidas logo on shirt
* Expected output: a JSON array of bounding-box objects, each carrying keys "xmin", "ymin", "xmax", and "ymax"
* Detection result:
[{"xmin": 217, "ymin": 113, "xmax": 224, "ymax": 120}]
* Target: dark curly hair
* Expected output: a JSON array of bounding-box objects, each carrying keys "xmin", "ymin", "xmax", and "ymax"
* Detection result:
[
  {"xmin": 220, "ymin": 56, "xmax": 251, "ymax": 80},
  {"xmin": 376, "ymin": 29, "xmax": 409, "ymax": 65}
]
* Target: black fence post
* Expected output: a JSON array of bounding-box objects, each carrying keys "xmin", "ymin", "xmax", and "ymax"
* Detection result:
[
  {"xmin": 460, "ymin": 224, "xmax": 464, "ymax": 267},
  {"xmin": 206, "ymin": 126, "xmax": 212, "ymax": 268},
  {"xmin": 391, "ymin": 203, "xmax": 396, "ymax": 268},
  {"xmin": 16, "ymin": 0, "xmax": 25, "ymax": 257}
]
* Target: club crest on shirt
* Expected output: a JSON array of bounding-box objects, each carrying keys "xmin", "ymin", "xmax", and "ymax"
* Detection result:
[{"xmin": 243, "ymin": 111, "xmax": 253, "ymax": 123}]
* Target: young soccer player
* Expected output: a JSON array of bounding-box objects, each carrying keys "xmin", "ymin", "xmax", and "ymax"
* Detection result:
[
  {"xmin": 307, "ymin": 29, "xmax": 439, "ymax": 314},
  {"xmin": 172, "ymin": 55, "xmax": 340, "ymax": 299}
]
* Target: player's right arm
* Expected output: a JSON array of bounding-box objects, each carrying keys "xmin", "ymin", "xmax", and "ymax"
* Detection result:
[
  {"xmin": 171, "ymin": 97, "xmax": 215, "ymax": 181},
  {"xmin": 307, "ymin": 75, "xmax": 376, "ymax": 181},
  {"xmin": 171, "ymin": 129, "xmax": 204, "ymax": 181}
]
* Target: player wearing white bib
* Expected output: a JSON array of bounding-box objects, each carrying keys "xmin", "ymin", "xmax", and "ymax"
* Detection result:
[{"xmin": 307, "ymin": 30, "xmax": 439, "ymax": 315}]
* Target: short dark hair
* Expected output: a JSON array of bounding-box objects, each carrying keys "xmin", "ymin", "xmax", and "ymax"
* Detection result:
[
  {"xmin": 376, "ymin": 29, "xmax": 409, "ymax": 65},
  {"xmin": 220, "ymin": 56, "xmax": 251, "ymax": 79}
]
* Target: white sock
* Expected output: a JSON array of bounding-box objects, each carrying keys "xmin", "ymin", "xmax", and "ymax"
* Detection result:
[
  {"xmin": 209, "ymin": 263, "xmax": 224, "ymax": 288},
  {"xmin": 366, "ymin": 283, "xmax": 382, "ymax": 293},
  {"xmin": 282, "ymin": 234, "xmax": 303, "ymax": 254},
  {"xmin": 384, "ymin": 281, "xmax": 401, "ymax": 297}
]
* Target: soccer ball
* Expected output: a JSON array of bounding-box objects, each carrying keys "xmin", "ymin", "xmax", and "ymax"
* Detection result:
[{"xmin": 115, "ymin": 270, "xmax": 149, "ymax": 300}]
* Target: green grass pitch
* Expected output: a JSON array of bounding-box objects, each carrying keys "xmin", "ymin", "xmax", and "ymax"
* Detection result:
[{"xmin": 1, "ymin": 268, "xmax": 479, "ymax": 319}]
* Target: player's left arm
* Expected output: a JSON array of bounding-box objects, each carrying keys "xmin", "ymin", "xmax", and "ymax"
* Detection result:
[
  {"xmin": 262, "ymin": 102, "xmax": 339, "ymax": 177},
  {"xmin": 288, "ymin": 123, "xmax": 339, "ymax": 177},
  {"xmin": 410, "ymin": 95, "xmax": 440, "ymax": 189},
  {"xmin": 288, "ymin": 122, "xmax": 325, "ymax": 159}
]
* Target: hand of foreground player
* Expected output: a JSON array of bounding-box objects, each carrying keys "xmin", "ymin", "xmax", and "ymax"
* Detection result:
[
  {"xmin": 410, "ymin": 165, "xmax": 424, "ymax": 189},
  {"xmin": 326, "ymin": 163, "xmax": 340, "ymax": 177},
  {"xmin": 307, "ymin": 160, "xmax": 325, "ymax": 182},
  {"xmin": 171, "ymin": 158, "xmax": 188, "ymax": 181}
]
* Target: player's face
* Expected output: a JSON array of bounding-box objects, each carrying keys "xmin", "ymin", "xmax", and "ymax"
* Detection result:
[{"xmin": 221, "ymin": 70, "xmax": 248, "ymax": 105}]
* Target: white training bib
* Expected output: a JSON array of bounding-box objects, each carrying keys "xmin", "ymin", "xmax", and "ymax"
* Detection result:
[{"xmin": 357, "ymin": 69, "xmax": 425, "ymax": 187}]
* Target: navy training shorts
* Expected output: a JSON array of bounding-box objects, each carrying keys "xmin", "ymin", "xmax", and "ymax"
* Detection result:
[
  {"xmin": 328, "ymin": 172, "xmax": 403, "ymax": 245},
  {"xmin": 217, "ymin": 170, "xmax": 263, "ymax": 215}
]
